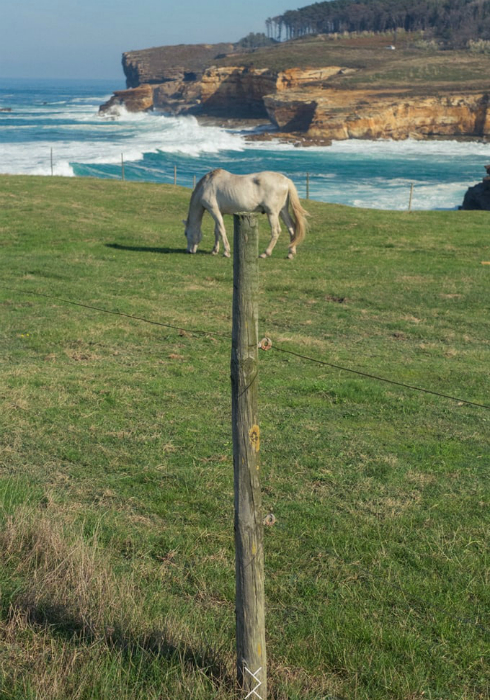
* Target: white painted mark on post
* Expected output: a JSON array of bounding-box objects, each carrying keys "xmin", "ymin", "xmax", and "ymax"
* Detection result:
[{"xmin": 244, "ymin": 665, "xmax": 262, "ymax": 699}]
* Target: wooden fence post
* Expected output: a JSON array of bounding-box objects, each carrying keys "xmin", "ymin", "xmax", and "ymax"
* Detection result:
[
  {"xmin": 174, "ymin": 165, "xmax": 177, "ymax": 185},
  {"xmin": 231, "ymin": 213, "xmax": 267, "ymax": 700},
  {"xmin": 408, "ymin": 182, "xmax": 414, "ymax": 212},
  {"xmin": 50, "ymin": 148, "xmax": 54, "ymax": 176},
  {"xmin": 306, "ymin": 172, "xmax": 310, "ymax": 200},
  {"xmin": 121, "ymin": 153, "xmax": 125, "ymax": 181}
]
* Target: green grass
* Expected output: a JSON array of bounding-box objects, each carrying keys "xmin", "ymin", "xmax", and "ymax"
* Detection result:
[
  {"xmin": 0, "ymin": 175, "xmax": 489, "ymax": 699},
  {"xmin": 129, "ymin": 32, "xmax": 490, "ymax": 95},
  {"xmin": 215, "ymin": 34, "xmax": 490, "ymax": 93}
]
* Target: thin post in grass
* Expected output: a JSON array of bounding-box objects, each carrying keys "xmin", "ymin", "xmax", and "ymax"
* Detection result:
[
  {"xmin": 231, "ymin": 213, "xmax": 267, "ymax": 700},
  {"xmin": 121, "ymin": 153, "xmax": 125, "ymax": 181},
  {"xmin": 408, "ymin": 182, "xmax": 414, "ymax": 212},
  {"xmin": 50, "ymin": 148, "xmax": 54, "ymax": 176},
  {"xmin": 174, "ymin": 165, "xmax": 177, "ymax": 185},
  {"xmin": 306, "ymin": 172, "xmax": 310, "ymax": 200},
  {"xmin": 193, "ymin": 175, "xmax": 196, "ymax": 189}
]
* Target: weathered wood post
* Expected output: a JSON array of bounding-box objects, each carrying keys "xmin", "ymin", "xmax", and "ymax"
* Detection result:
[
  {"xmin": 50, "ymin": 148, "xmax": 54, "ymax": 176},
  {"xmin": 231, "ymin": 213, "xmax": 267, "ymax": 700},
  {"xmin": 306, "ymin": 172, "xmax": 310, "ymax": 200},
  {"xmin": 408, "ymin": 182, "xmax": 414, "ymax": 212},
  {"xmin": 121, "ymin": 153, "xmax": 125, "ymax": 181},
  {"xmin": 174, "ymin": 165, "xmax": 177, "ymax": 185}
]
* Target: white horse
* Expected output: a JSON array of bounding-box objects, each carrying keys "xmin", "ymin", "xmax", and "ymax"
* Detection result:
[{"xmin": 183, "ymin": 169, "xmax": 308, "ymax": 259}]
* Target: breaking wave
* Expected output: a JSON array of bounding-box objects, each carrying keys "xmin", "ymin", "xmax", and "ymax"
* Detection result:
[{"xmin": 1, "ymin": 78, "xmax": 489, "ymax": 209}]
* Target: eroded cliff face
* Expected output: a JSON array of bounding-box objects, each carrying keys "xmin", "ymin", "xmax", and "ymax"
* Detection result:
[
  {"xmin": 197, "ymin": 66, "xmax": 348, "ymax": 117},
  {"xmin": 122, "ymin": 44, "xmax": 235, "ymax": 87},
  {"xmin": 100, "ymin": 59, "xmax": 490, "ymax": 142},
  {"xmin": 100, "ymin": 65, "xmax": 351, "ymax": 118},
  {"xmin": 265, "ymin": 89, "xmax": 490, "ymax": 140}
]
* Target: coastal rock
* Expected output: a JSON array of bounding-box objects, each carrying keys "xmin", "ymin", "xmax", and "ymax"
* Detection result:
[
  {"xmin": 102, "ymin": 42, "xmax": 490, "ymax": 142},
  {"xmin": 99, "ymin": 84, "xmax": 154, "ymax": 115},
  {"xmin": 122, "ymin": 44, "xmax": 235, "ymax": 87},
  {"xmin": 153, "ymin": 80, "xmax": 201, "ymax": 114},
  {"xmin": 191, "ymin": 65, "xmax": 349, "ymax": 118},
  {"xmin": 265, "ymin": 89, "xmax": 490, "ymax": 140},
  {"xmin": 103, "ymin": 59, "xmax": 352, "ymax": 119},
  {"xmin": 199, "ymin": 67, "xmax": 277, "ymax": 117},
  {"xmin": 461, "ymin": 166, "xmax": 490, "ymax": 210}
]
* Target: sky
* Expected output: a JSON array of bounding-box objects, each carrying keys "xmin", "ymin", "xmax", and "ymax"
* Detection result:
[{"xmin": 0, "ymin": 0, "xmax": 295, "ymax": 81}]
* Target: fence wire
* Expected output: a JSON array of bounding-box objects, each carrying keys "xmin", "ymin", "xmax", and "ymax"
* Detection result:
[
  {"xmin": 2, "ymin": 284, "xmax": 489, "ymax": 411},
  {"xmin": 1, "ymin": 282, "xmax": 488, "ymax": 635}
]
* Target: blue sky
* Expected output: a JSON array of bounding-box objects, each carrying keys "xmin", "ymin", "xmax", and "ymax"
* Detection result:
[{"xmin": 0, "ymin": 0, "xmax": 294, "ymax": 80}]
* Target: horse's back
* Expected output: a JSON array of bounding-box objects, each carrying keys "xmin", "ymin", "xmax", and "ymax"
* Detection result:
[
  {"xmin": 227, "ymin": 170, "xmax": 290, "ymax": 199},
  {"xmin": 198, "ymin": 169, "xmax": 292, "ymax": 215}
]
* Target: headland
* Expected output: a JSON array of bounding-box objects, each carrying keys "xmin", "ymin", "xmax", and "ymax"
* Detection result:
[{"xmin": 99, "ymin": 34, "xmax": 490, "ymax": 146}]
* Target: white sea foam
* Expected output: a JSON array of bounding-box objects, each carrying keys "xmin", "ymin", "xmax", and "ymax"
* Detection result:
[
  {"xmin": 0, "ymin": 105, "xmax": 246, "ymax": 176},
  {"xmin": 1, "ymin": 84, "xmax": 487, "ymax": 209}
]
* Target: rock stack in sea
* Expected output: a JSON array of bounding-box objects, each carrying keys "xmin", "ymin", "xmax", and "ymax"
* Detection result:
[
  {"xmin": 460, "ymin": 165, "xmax": 490, "ymax": 210},
  {"xmin": 98, "ymin": 84, "xmax": 154, "ymax": 116}
]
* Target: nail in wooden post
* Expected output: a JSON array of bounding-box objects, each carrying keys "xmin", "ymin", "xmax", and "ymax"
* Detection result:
[{"xmin": 231, "ymin": 213, "xmax": 267, "ymax": 700}]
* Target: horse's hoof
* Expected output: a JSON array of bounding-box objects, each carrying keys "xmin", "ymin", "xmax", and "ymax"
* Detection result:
[
  {"xmin": 259, "ymin": 252, "xmax": 269, "ymax": 259},
  {"xmin": 287, "ymin": 253, "xmax": 295, "ymax": 260},
  {"xmin": 223, "ymin": 251, "xmax": 231, "ymax": 258},
  {"xmin": 211, "ymin": 250, "xmax": 218, "ymax": 255}
]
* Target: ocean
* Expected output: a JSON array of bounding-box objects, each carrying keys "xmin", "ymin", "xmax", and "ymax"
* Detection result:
[{"xmin": 1, "ymin": 76, "xmax": 489, "ymax": 211}]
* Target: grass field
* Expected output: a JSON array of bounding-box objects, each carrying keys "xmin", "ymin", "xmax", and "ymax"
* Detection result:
[
  {"xmin": 129, "ymin": 33, "xmax": 490, "ymax": 96},
  {"xmin": 0, "ymin": 175, "xmax": 489, "ymax": 700},
  {"xmin": 217, "ymin": 34, "xmax": 490, "ymax": 93}
]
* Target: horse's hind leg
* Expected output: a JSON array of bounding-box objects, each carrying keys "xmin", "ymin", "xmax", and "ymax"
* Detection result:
[
  {"xmin": 208, "ymin": 206, "xmax": 231, "ymax": 257},
  {"xmin": 260, "ymin": 213, "xmax": 281, "ymax": 258},
  {"xmin": 212, "ymin": 222, "xmax": 220, "ymax": 255},
  {"xmin": 280, "ymin": 206, "xmax": 297, "ymax": 259}
]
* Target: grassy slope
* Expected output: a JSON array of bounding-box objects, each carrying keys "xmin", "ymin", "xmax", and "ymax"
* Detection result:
[
  {"xmin": 0, "ymin": 176, "xmax": 489, "ymax": 700},
  {"xmin": 139, "ymin": 33, "xmax": 490, "ymax": 94},
  {"xmin": 224, "ymin": 36, "xmax": 490, "ymax": 92}
]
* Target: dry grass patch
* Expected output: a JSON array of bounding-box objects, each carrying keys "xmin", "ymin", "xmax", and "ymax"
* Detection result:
[{"xmin": 0, "ymin": 505, "xmax": 237, "ymax": 699}]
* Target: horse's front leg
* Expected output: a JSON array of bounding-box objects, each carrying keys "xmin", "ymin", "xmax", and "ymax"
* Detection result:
[
  {"xmin": 260, "ymin": 213, "xmax": 281, "ymax": 258},
  {"xmin": 208, "ymin": 207, "xmax": 231, "ymax": 257}
]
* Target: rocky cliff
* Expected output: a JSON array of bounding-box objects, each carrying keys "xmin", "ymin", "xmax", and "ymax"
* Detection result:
[
  {"xmin": 265, "ymin": 89, "xmax": 490, "ymax": 140},
  {"xmin": 99, "ymin": 41, "xmax": 490, "ymax": 142}
]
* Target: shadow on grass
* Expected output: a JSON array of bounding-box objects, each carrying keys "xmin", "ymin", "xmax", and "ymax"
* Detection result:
[
  {"xmin": 106, "ymin": 243, "xmax": 209, "ymax": 256},
  {"xmin": 15, "ymin": 599, "xmax": 234, "ymax": 692}
]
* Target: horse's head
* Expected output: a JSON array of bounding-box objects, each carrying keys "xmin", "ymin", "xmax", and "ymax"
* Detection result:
[{"xmin": 183, "ymin": 218, "xmax": 202, "ymax": 254}]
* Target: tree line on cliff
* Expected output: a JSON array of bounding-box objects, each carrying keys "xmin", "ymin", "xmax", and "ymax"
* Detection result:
[{"xmin": 266, "ymin": 0, "xmax": 490, "ymax": 47}]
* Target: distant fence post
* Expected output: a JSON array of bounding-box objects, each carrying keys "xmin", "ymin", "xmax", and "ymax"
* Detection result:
[
  {"xmin": 193, "ymin": 175, "xmax": 196, "ymax": 189},
  {"xmin": 174, "ymin": 165, "xmax": 177, "ymax": 185},
  {"xmin": 306, "ymin": 172, "xmax": 310, "ymax": 200},
  {"xmin": 408, "ymin": 182, "xmax": 414, "ymax": 212},
  {"xmin": 231, "ymin": 213, "xmax": 267, "ymax": 700},
  {"xmin": 121, "ymin": 153, "xmax": 125, "ymax": 181},
  {"xmin": 50, "ymin": 148, "xmax": 54, "ymax": 176}
]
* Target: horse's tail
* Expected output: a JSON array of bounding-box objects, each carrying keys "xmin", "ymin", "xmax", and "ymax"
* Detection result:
[{"xmin": 288, "ymin": 179, "xmax": 309, "ymax": 247}]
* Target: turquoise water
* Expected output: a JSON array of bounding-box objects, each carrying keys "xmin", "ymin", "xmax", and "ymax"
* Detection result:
[{"xmin": 1, "ymin": 77, "xmax": 489, "ymax": 210}]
